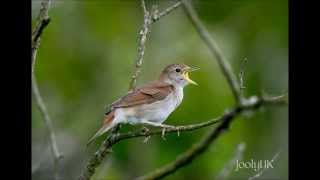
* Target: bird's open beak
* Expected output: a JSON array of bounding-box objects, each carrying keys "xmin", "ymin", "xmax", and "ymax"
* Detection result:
[{"xmin": 183, "ymin": 67, "xmax": 199, "ymax": 85}]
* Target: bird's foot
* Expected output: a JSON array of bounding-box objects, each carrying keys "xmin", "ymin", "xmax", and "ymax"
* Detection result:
[
  {"xmin": 160, "ymin": 124, "xmax": 179, "ymax": 140},
  {"xmin": 143, "ymin": 135, "xmax": 151, "ymax": 143},
  {"xmin": 141, "ymin": 126, "xmax": 150, "ymax": 135},
  {"xmin": 141, "ymin": 126, "xmax": 151, "ymax": 143}
]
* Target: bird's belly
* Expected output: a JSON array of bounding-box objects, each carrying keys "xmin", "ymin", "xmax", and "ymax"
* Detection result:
[
  {"xmin": 119, "ymin": 94, "xmax": 179, "ymax": 124},
  {"xmin": 138, "ymin": 98, "xmax": 177, "ymax": 123}
]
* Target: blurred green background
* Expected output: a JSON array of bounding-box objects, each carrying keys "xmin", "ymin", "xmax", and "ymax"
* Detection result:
[{"xmin": 32, "ymin": 0, "xmax": 288, "ymax": 179}]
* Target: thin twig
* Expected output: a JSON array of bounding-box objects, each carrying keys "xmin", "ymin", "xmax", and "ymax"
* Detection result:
[
  {"xmin": 151, "ymin": 1, "xmax": 182, "ymax": 23},
  {"xmin": 248, "ymin": 151, "xmax": 281, "ymax": 180},
  {"xmin": 239, "ymin": 58, "xmax": 248, "ymax": 97},
  {"xmin": 128, "ymin": 0, "xmax": 152, "ymax": 90},
  {"xmin": 32, "ymin": 75, "xmax": 63, "ymax": 179},
  {"xmin": 135, "ymin": 95, "xmax": 287, "ymax": 180},
  {"xmin": 32, "ymin": 0, "xmax": 63, "ymax": 179},
  {"xmin": 181, "ymin": 0, "xmax": 242, "ymax": 104},
  {"xmin": 128, "ymin": 0, "xmax": 183, "ymax": 90},
  {"xmin": 216, "ymin": 143, "xmax": 246, "ymax": 180},
  {"xmin": 32, "ymin": 0, "xmax": 51, "ymax": 72}
]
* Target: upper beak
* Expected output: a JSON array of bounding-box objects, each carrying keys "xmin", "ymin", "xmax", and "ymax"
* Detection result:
[
  {"xmin": 183, "ymin": 67, "xmax": 199, "ymax": 85},
  {"xmin": 187, "ymin": 67, "xmax": 200, "ymax": 72}
]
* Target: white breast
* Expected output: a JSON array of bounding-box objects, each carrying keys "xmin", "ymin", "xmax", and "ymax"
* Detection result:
[{"xmin": 116, "ymin": 87, "xmax": 184, "ymax": 124}]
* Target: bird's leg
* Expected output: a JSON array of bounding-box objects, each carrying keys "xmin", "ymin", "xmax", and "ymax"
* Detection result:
[
  {"xmin": 162, "ymin": 128, "xmax": 167, "ymax": 140},
  {"xmin": 143, "ymin": 135, "xmax": 151, "ymax": 143},
  {"xmin": 140, "ymin": 126, "xmax": 151, "ymax": 143},
  {"xmin": 140, "ymin": 121, "xmax": 176, "ymax": 140}
]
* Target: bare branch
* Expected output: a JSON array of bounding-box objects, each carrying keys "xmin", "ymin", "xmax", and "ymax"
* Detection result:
[
  {"xmin": 79, "ymin": 117, "xmax": 221, "ymax": 180},
  {"xmin": 136, "ymin": 95, "xmax": 286, "ymax": 180},
  {"xmin": 151, "ymin": 1, "xmax": 182, "ymax": 23},
  {"xmin": 32, "ymin": 0, "xmax": 63, "ymax": 179},
  {"xmin": 117, "ymin": 117, "xmax": 221, "ymax": 141},
  {"xmin": 181, "ymin": 0, "xmax": 242, "ymax": 104},
  {"xmin": 32, "ymin": 75, "xmax": 63, "ymax": 179},
  {"xmin": 128, "ymin": 0, "xmax": 152, "ymax": 90},
  {"xmin": 32, "ymin": 0, "xmax": 51, "ymax": 72},
  {"xmin": 262, "ymin": 94, "xmax": 288, "ymax": 105},
  {"xmin": 239, "ymin": 58, "xmax": 248, "ymax": 97},
  {"xmin": 128, "ymin": 0, "xmax": 183, "ymax": 90}
]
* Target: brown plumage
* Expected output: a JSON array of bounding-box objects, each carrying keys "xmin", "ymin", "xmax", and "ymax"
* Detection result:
[{"xmin": 110, "ymin": 81, "xmax": 174, "ymax": 109}]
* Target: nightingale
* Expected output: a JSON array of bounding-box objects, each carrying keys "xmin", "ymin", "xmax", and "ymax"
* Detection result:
[{"xmin": 87, "ymin": 63, "xmax": 198, "ymax": 145}]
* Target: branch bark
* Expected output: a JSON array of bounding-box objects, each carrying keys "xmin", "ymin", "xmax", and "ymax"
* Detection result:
[
  {"xmin": 136, "ymin": 95, "xmax": 287, "ymax": 180},
  {"xmin": 32, "ymin": 0, "xmax": 62, "ymax": 179},
  {"xmin": 128, "ymin": 0, "xmax": 183, "ymax": 90},
  {"xmin": 151, "ymin": 1, "xmax": 182, "ymax": 23},
  {"xmin": 32, "ymin": 0, "xmax": 51, "ymax": 72},
  {"xmin": 181, "ymin": 0, "xmax": 242, "ymax": 104},
  {"xmin": 128, "ymin": 0, "xmax": 152, "ymax": 90}
]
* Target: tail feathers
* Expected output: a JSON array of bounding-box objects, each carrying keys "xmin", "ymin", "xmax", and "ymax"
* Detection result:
[
  {"xmin": 86, "ymin": 111, "xmax": 115, "ymax": 147},
  {"xmin": 86, "ymin": 124, "xmax": 113, "ymax": 146}
]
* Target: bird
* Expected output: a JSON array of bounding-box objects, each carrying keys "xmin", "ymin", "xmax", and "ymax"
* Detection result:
[{"xmin": 87, "ymin": 63, "xmax": 199, "ymax": 145}]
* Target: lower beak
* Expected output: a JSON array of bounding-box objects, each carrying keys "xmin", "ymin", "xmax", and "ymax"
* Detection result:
[{"xmin": 183, "ymin": 67, "xmax": 199, "ymax": 85}]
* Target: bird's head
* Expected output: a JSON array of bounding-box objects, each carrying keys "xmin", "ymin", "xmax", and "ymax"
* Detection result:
[{"xmin": 159, "ymin": 63, "xmax": 199, "ymax": 87}]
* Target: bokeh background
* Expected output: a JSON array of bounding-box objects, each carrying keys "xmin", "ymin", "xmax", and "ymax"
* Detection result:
[{"xmin": 32, "ymin": 0, "xmax": 288, "ymax": 179}]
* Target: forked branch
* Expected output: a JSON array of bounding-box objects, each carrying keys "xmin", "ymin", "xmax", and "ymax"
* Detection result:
[{"xmin": 128, "ymin": 0, "xmax": 183, "ymax": 90}]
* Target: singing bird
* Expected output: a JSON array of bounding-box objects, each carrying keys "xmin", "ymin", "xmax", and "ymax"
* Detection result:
[{"xmin": 87, "ymin": 63, "xmax": 198, "ymax": 145}]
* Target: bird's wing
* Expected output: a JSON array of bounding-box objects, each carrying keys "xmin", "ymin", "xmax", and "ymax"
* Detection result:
[{"xmin": 108, "ymin": 81, "xmax": 174, "ymax": 111}]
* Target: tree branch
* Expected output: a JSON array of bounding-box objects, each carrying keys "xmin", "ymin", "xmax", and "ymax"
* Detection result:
[
  {"xmin": 32, "ymin": 0, "xmax": 51, "ymax": 72},
  {"xmin": 128, "ymin": 0, "xmax": 183, "ymax": 90},
  {"xmin": 151, "ymin": 1, "xmax": 182, "ymax": 23},
  {"xmin": 79, "ymin": 116, "xmax": 221, "ymax": 180},
  {"xmin": 128, "ymin": 0, "xmax": 152, "ymax": 90},
  {"xmin": 136, "ymin": 95, "xmax": 287, "ymax": 180},
  {"xmin": 117, "ymin": 117, "xmax": 221, "ymax": 141},
  {"xmin": 181, "ymin": 0, "xmax": 242, "ymax": 104},
  {"xmin": 32, "ymin": 0, "xmax": 62, "ymax": 179}
]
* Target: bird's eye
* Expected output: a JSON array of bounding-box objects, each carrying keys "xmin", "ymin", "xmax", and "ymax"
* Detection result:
[{"xmin": 175, "ymin": 68, "xmax": 181, "ymax": 73}]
